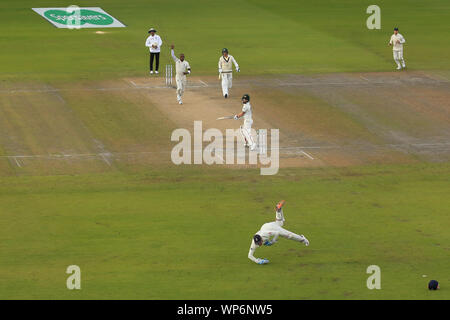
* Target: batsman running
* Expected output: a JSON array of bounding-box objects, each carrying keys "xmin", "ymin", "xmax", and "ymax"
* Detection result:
[
  {"xmin": 233, "ymin": 94, "xmax": 257, "ymax": 151},
  {"xmin": 218, "ymin": 48, "xmax": 239, "ymax": 98},
  {"xmin": 171, "ymin": 44, "xmax": 191, "ymax": 104},
  {"xmin": 248, "ymin": 200, "xmax": 310, "ymax": 265}
]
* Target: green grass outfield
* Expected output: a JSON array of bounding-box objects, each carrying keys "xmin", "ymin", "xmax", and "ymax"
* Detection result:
[
  {"xmin": 0, "ymin": 0, "xmax": 449, "ymax": 81},
  {"xmin": 0, "ymin": 164, "xmax": 449, "ymax": 299},
  {"xmin": 0, "ymin": 0, "xmax": 449, "ymax": 300}
]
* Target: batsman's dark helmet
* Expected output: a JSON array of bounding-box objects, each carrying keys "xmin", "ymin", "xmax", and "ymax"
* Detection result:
[
  {"xmin": 253, "ymin": 234, "xmax": 262, "ymax": 244},
  {"xmin": 242, "ymin": 94, "xmax": 250, "ymax": 102},
  {"xmin": 428, "ymin": 280, "xmax": 439, "ymax": 290},
  {"xmin": 222, "ymin": 48, "xmax": 228, "ymax": 54}
]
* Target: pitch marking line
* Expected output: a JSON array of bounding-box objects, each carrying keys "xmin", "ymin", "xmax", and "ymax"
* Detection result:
[
  {"xmin": 199, "ymin": 80, "xmax": 208, "ymax": 87},
  {"xmin": 13, "ymin": 157, "xmax": 22, "ymax": 168},
  {"xmin": 1, "ymin": 78, "xmax": 448, "ymax": 95},
  {"xmin": 99, "ymin": 153, "xmax": 112, "ymax": 166},
  {"xmin": 300, "ymin": 150, "xmax": 314, "ymax": 160},
  {"xmin": 2, "ymin": 142, "xmax": 449, "ymax": 166}
]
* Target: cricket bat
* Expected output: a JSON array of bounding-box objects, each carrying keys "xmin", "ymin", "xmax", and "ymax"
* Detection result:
[{"xmin": 216, "ymin": 115, "xmax": 234, "ymax": 120}]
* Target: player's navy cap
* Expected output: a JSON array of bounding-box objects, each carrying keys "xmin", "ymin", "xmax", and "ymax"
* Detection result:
[
  {"xmin": 148, "ymin": 28, "xmax": 157, "ymax": 33},
  {"xmin": 394, "ymin": 27, "xmax": 399, "ymax": 31},
  {"xmin": 253, "ymin": 234, "xmax": 262, "ymax": 244},
  {"xmin": 428, "ymin": 280, "xmax": 439, "ymax": 290}
]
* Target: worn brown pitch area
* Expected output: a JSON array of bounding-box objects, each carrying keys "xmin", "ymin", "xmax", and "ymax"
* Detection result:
[
  {"xmin": 128, "ymin": 71, "xmax": 449, "ymax": 167},
  {"xmin": 0, "ymin": 71, "xmax": 448, "ymax": 175}
]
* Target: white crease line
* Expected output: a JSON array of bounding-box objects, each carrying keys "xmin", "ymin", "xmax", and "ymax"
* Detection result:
[
  {"xmin": 300, "ymin": 151, "xmax": 314, "ymax": 160},
  {"xmin": 199, "ymin": 80, "xmax": 208, "ymax": 87},
  {"xmin": 279, "ymin": 81, "xmax": 384, "ymax": 86},
  {"xmin": 360, "ymin": 76, "xmax": 370, "ymax": 82},
  {"xmin": 99, "ymin": 153, "xmax": 112, "ymax": 166},
  {"xmin": 13, "ymin": 157, "xmax": 22, "ymax": 167},
  {"xmin": 387, "ymin": 142, "xmax": 450, "ymax": 148},
  {"xmin": 1, "ymin": 142, "xmax": 449, "ymax": 163},
  {"xmin": 0, "ymin": 79, "xmax": 447, "ymax": 95}
]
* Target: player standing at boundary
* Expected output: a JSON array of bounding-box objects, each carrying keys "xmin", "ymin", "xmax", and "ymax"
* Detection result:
[
  {"xmin": 218, "ymin": 48, "xmax": 240, "ymax": 98},
  {"xmin": 171, "ymin": 45, "xmax": 191, "ymax": 105},
  {"xmin": 248, "ymin": 200, "xmax": 310, "ymax": 265},
  {"xmin": 389, "ymin": 27, "xmax": 406, "ymax": 70}
]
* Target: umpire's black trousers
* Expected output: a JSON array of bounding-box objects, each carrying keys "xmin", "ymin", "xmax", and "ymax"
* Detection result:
[{"xmin": 150, "ymin": 52, "xmax": 160, "ymax": 71}]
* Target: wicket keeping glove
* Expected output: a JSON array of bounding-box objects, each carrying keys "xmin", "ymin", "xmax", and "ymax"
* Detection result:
[
  {"xmin": 257, "ymin": 259, "xmax": 269, "ymax": 265},
  {"xmin": 263, "ymin": 240, "xmax": 273, "ymax": 246}
]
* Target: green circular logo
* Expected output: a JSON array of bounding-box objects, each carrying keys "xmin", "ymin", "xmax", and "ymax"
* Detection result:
[{"xmin": 44, "ymin": 9, "xmax": 114, "ymax": 26}]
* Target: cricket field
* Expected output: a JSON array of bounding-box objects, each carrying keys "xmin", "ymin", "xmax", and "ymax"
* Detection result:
[{"xmin": 0, "ymin": 0, "xmax": 449, "ymax": 299}]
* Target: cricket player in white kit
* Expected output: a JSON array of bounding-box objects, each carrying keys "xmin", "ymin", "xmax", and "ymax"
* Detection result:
[
  {"xmin": 170, "ymin": 45, "xmax": 191, "ymax": 104},
  {"xmin": 234, "ymin": 94, "xmax": 256, "ymax": 151},
  {"xmin": 218, "ymin": 48, "xmax": 239, "ymax": 98},
  {"xmin": 389, "ymin": 27, "xmax": 406, "ymax": 70},
  {"xmin": 248, "ymin": 200, "xmax": 310, "ymax": 265}
]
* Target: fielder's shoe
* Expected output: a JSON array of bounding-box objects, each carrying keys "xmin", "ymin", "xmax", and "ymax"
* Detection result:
[
  {"xmin": 224, "ymin": 94, "xmax": 228, "ymax": 99},
  {"xmin": 150, "ymin": 71, "xmax": 154, "ymax": 74},
  {"xmin": 178, "ymin": 100, "xmax": 183, "ymax": 105},
  {"xmin": 402, "ymin": 63, "xmax": 406, "ymax": 68},
  {"xmin": 276, "ymin": 200, "xmax": 285, "ymax": 212},
  {"xmin": 396, "ymin": 65, "xmax": 401, "ymax": 70},
  {"xmin": 155, "ymin": 71, "xmax": 159, "ymax": 74}
]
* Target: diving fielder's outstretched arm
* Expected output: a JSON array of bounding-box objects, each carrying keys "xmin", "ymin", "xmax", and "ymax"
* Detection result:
[
  {"xmin": 248, "ymin": 240, "xmax": 259, "ymax": 263},
  {"xmin": 248, "ymin": 241, "xmax": 269, "ymax": 264}
]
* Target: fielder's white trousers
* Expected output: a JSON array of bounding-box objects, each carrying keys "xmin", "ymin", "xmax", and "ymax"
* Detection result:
[
  {"xmin": 221, "ymin": 72, "xmax": 233, "ymax": 96},
  {"xmin": 260, "ymin": 221, "xmax": 306, "ymax": 243},
  {"xmin": 176, "ymin": 75, "xmax": 187, "ymax": 101},
  {"xmin": 240, "ymin": 119, "xmax": 256, "ymax": 149},
  {"xmin": 393, "ymin": 50, "xmax": 405, "ymax": 67}
]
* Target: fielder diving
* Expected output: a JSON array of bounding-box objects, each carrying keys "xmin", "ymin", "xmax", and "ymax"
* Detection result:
[
  {"xmin": 171, "ymin": 44, "xmax": 191, "ymax": 104},
  {"xmin": 234, "ymin": 94, "xmax": 257, "ymax": 151},
  {"xmin": 248, "ymin": 200, "xmax": 310, "ymax": 265},
  {"xmin": 218, "ymin": 48, "xmax": 239, "ymax": 98}
]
